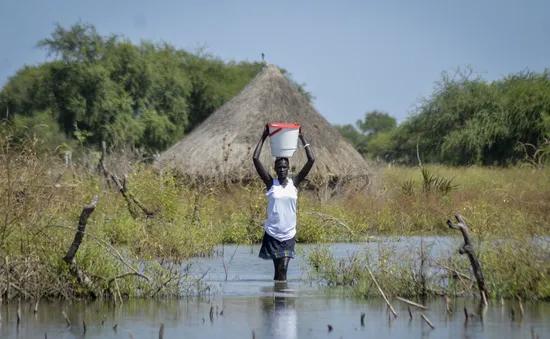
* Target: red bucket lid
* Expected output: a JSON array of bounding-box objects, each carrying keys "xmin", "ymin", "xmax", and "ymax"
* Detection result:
[
  {"xmin": 268, "ymin": 122, "xmax": 301, "ymax": 129},
  {"xmin": 267, "ymin": 122, "xmax": 301, "ymax": 137}
]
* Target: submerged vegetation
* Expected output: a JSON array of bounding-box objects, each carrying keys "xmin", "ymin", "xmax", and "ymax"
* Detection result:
[{"xmin": 300, "ymin": 234, "xmax": 550, "ymax": 302}]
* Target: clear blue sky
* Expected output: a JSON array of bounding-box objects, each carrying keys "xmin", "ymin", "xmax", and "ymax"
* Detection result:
[{"xmin": 1, "ymin": 0, "xmax": 549, "ymax": 126}]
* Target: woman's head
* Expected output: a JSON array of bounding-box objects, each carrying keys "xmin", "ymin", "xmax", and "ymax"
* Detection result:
[{"xmin": 274, "ymin": 157, "xmax": 289, "ymax": 179}]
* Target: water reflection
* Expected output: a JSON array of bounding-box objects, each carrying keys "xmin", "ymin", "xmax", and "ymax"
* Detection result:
[{"xmin": 260, "ymin": 282, "xmax": 297, "ymax": 339}]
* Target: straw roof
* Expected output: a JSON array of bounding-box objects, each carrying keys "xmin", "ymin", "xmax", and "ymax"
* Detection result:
[{"xmin": 156, "ymin": 64, "xmax": 368, "ymax": 181}]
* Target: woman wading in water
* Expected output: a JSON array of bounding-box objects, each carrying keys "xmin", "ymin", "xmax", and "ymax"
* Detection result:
[{"xmin": 253, "ymin": 124, "xmax": 315, "ymax": 281}]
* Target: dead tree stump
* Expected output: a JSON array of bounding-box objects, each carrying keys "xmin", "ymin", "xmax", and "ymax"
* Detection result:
[
  {"xmin": 63, "ymin": 196, "xmax": 99, "ymax": 294},
  {"xmin": 446, "ymin": 214, "xmax": 489, "ymax": 305}
]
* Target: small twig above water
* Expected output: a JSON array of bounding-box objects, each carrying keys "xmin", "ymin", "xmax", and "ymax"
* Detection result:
[
  {"xmin": 518, "ymin": 296, "xmax": 524, "ymax": 319},
  {"xmin": 17, "ymin": 299, "xmax": 21, "ymax": 325},
  {"xmin": 444, "ymin": 295, "xmax": 452, "ymax": 314},
  {"xmin": 222, "ymin": 244, "xmax": 239, "ymax": 281},
  {"xmin": 62, "ymin": 311, "xmax": 71, "ymax": 327}
]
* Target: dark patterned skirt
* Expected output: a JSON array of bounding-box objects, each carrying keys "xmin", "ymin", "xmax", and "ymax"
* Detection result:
[{"xmin": 259, "ymin": 232, "xmax": 296, "ymax": 260}]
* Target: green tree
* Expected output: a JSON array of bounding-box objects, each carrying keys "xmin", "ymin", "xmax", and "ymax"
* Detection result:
[
  {"xmin": 356, "ymin": 110, "xmax": 397, "ymax": 136},
  {"xmin": 0, "ymin": 21, "xmax": 314, "ymax": 157},
  {"xmin": 377, "ymin": 67, "xmax": 550, "ymax": 166},
  {"xmin": 332, "ymin": 124, "xmax": 367, "ymax": 153},
  {"xmin": 36, "ymin": 20, "xmax": 114, "ymax": 63}
]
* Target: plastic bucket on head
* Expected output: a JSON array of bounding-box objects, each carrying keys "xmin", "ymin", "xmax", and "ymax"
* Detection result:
[{"xmin": 268, "ymin": 122, "xmax": 301, "ymax": 157}]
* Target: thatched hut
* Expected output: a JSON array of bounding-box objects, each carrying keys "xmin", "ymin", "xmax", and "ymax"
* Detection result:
[{"xmin": 156, "ymin": 64, "xmax": 369, "ymax": 183}]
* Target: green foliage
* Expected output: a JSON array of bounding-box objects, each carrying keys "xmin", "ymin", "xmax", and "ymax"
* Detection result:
[
  {"xmin": 334, "ymin": 110, "xmax": 397, "ymax": 157},
  {"xmin": 419, "ymin": 167, "xmax": 458, "ymax": 194},
  {"xmin": 0, "ymin": 21, "xmax": 312, "ymax": 156},
  {"xmin": 356, "ymin": 110, "xmax": 397, "ymax": 136},
  {"xmin": 332, "ymin": 124, "xmax": 368, "ymax": 153},
  {"xmin": 373, "ymin": 67, "xmax": 550, "ymax": 166},
  {"xmin": 480, "ymin": 238, "xmax": 550, "ymax": 300},
  {"xmin": 8, "ymin": 110, "xmax": 76, "ymax": 154},
  {"xmin": 515, "ymin": 138, "xmax": 550, "ymax": 169},
  {"xmin": 333, "ymin": 67, "xmax": 550, "ymax": 167}
]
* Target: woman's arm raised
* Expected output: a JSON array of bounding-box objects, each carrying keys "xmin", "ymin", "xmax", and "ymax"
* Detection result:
[
  {"xmin": 253, "ymin": 124, "xmax": 273, "ymax": 188},
  {"xmin": 293, "ymin": 128, "xmax": 315, "ymax": 187}
]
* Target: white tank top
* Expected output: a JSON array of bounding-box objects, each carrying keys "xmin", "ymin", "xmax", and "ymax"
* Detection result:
[{"xmin": 264, "ymin": 178, "xmax": 297, "ymax": 241}]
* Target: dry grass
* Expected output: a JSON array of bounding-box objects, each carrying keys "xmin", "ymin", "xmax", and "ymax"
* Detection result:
[{"xmin": 0, "ymin": 125, "xmax": 213, "ymax": 301}]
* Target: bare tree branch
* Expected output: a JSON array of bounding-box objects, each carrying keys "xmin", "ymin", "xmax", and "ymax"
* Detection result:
[
  {"xmin": 53, "ymin": 225, "xmax": 150, "ymax": 282},
  {"xmin": 63, "ymin": 196, "xmax": 99, "ymax": 292},
  {"xmin": 446, "ymin": 214, "xmax": 488, "ymax": 305}
]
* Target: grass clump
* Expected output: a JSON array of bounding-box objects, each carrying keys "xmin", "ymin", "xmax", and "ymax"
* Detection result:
[
  {"xmin": 300, "ymin": 233, "xmax": 550, "ymax": 301},
  {"xmin": 0, "ymin": 123, "xmax": 214, "ymax": 301}
]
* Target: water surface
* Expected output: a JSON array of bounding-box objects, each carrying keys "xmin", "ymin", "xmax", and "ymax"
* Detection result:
[{"xmin": 2, "ymin": 238, "xmax": 549, "ymax": 338}]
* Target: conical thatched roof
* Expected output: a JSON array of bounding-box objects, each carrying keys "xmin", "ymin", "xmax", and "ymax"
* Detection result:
[{"xmin": 156, "ymin": 64, "xmax": 368, "ymax": 182}]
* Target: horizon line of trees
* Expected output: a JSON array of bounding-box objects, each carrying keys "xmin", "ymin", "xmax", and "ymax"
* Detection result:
[
  {"xmin": 2, "ymin": 21, "xmax": 549, "ymax": 167},
  {"xmin": 334, "ymin": 67, "xmax": 550, "ymax": 167},
  {"xmin": 0, "ymin": 21, "xmax": 313, "ymax": 156}
]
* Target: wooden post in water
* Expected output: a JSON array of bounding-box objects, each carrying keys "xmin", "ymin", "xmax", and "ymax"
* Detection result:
[
  {"xmin": 63, "ymin": 196, "xmax": 99, "ymax": 293},
  {"xmin": 420, "ymin": 313, "xmax": 435, "ymax": 329},
  {"xmin": 17, "ymin": 299, "xmax": 21, "ymax": 326},
  {"xmin": 446, "ymin": 215, "xmax": 489, "ymax": 305}
]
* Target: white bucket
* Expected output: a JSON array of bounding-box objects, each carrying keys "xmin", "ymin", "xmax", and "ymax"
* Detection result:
[{"xmin": 268, "ymin": 122, "xmax": 301, "ymax": 157}]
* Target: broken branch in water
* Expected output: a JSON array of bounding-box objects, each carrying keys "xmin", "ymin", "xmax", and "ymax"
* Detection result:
[
  {"xmin": 62, "ymin": 196, "xmax": 98, "ymax": 292},
  {"xmin": 366, "ymin": 264, "xmax": 397, "ymax": 317},
  {"xmin": 53, "ymin": 225, "xmax": 150, "ymax": 282},
  {"xmin": 446, "ymin": 214, "xmax": 489, "ymax": 305},
  {"xmin": 396, "ymin": 296, "xmax": 428, "ymax": 310},
  {"xmin": 420, "ymin": 313, "xmax": 435, "ymax": 329}
]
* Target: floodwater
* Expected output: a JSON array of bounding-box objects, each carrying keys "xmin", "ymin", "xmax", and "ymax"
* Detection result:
[{"xmin": 1, "ymin": 237, "xmax": 549, "ymax": 338}]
